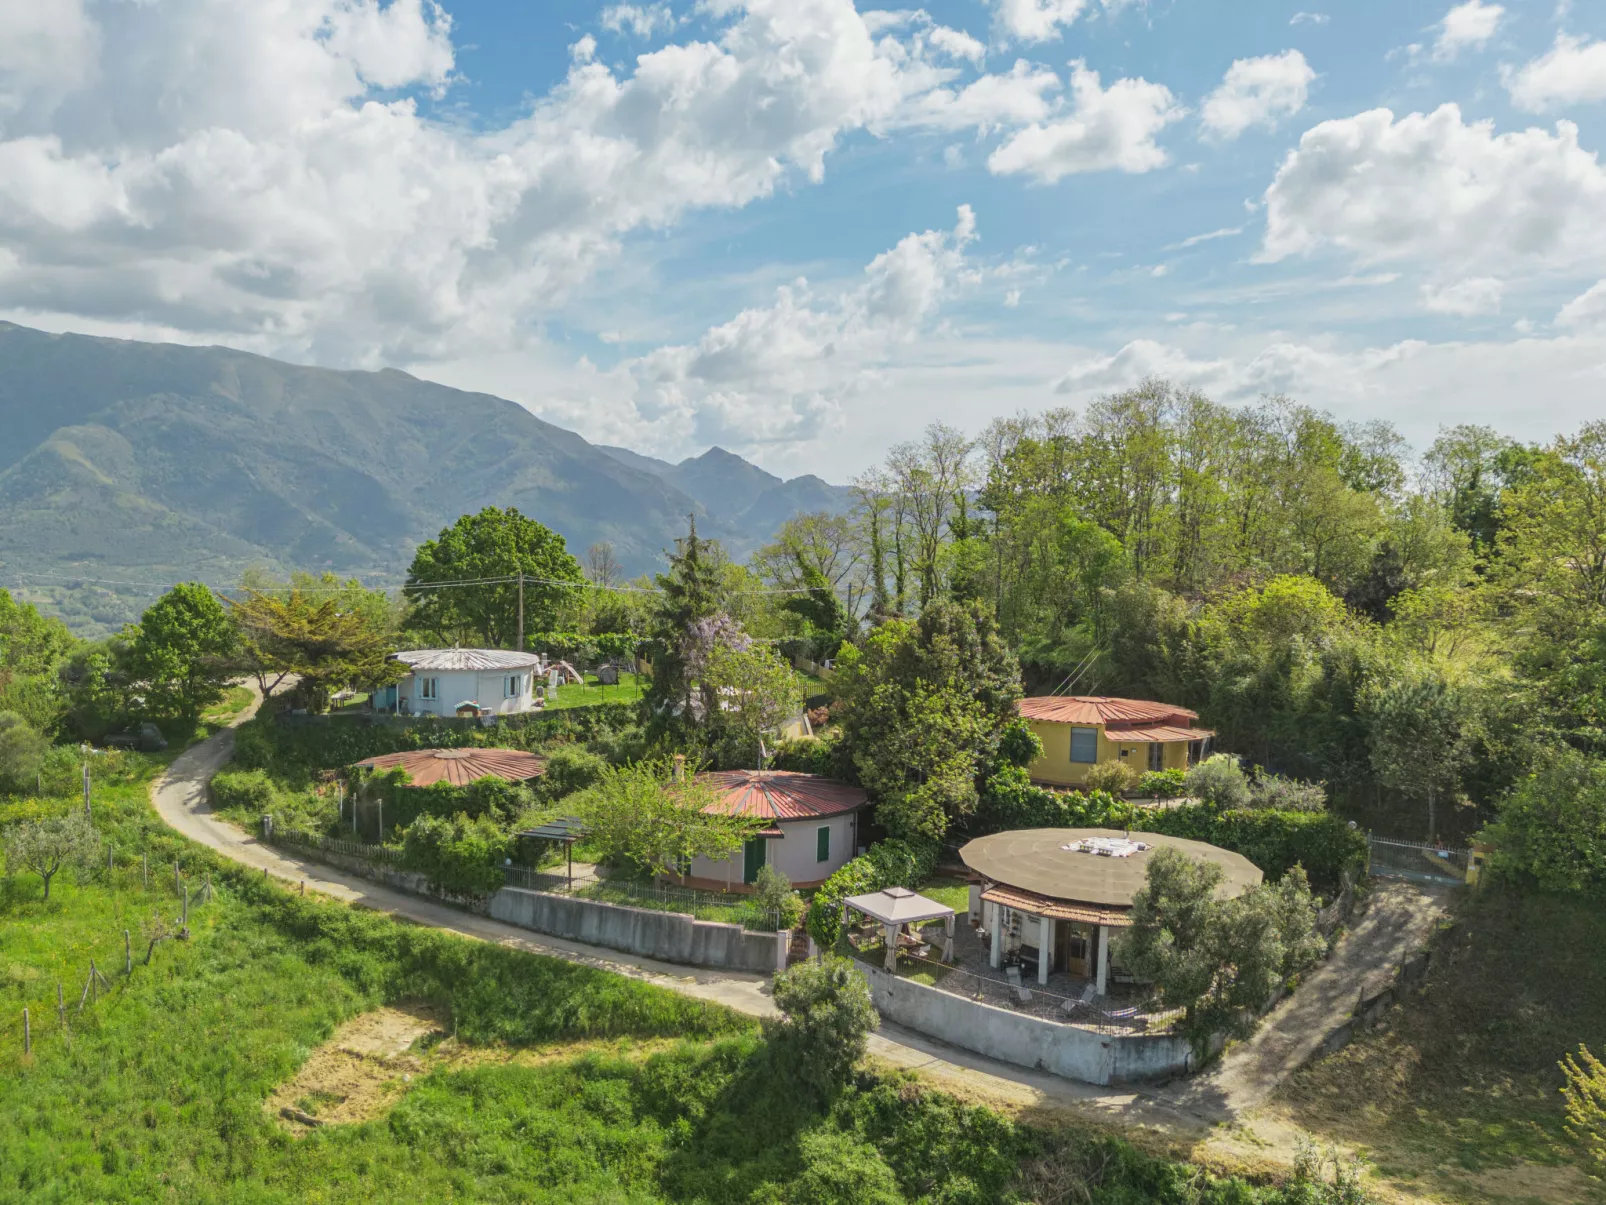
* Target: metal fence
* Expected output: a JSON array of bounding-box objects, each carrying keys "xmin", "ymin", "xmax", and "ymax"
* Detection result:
[
  {"xmin": 1368, "ymin": 836, "xmax": 1469, "ymax": 887},
  {"xmin": 274, "ymin": 828, "xmax": 403, "ymax": 866},
  {"xmin": 500, "ymin": 867, "xmax": 787, "ymax": 933}
]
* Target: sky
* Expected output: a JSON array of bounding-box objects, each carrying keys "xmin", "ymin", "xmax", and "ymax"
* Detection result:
[{"xmin": 2, "ymin": 1, "xmax": 1604, "ymax": 481}]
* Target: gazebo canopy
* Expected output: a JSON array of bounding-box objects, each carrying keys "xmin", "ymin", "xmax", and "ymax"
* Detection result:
[
  {"xmin": 353, "ymin": 747, "xmax": 546, "ymax": 787},
  {"xmin": 843, "ymin": 885, "xmax": 954, "ymax": 927},
  {"xmin": 959, "ymin": 827, "xmax": 1262, "ymax": 913}
]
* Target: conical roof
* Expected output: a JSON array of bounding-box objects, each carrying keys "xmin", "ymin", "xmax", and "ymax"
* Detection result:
[
  {"xmin": 697, "ymin": 769, "xmax": 866, "ymax": 821},
  {"xmin": 353, "ymin": 747, "xmax": 546, "ymax": 787}
]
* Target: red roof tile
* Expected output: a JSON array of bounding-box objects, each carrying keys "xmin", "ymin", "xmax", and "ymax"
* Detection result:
[
  {"xmin": 697, "ymin": 770, "xmax": 867, "ymax": 822},
  {"xmin": 1017, "ymin": 696, "xmax": 1200, "ymax": 727},
  {"xmin": 1102, "ymin": 724, "xmax": 1215, "ymax": 743},
  {"xmin": 980, "ymin": 884, "xmax": 1133, "ymax": 927},
  {"xmin": 353, "ymin": 747, "xmax": 546, "ymax": 787}
]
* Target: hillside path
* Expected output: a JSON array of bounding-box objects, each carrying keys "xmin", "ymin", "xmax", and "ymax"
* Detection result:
[{"xmin": 147, "ymin": 691, "xmax": 1448, "ymax": 1193}]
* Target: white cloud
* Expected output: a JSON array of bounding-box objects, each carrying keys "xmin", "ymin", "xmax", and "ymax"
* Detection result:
[
  {"xmin": 0, "ymin": 0, "xmax": 971, "ymax": 364},
  {"xmin": 991, "ymin": 0, "xmax": 1091, "ymax": 44},
  {"xmin": 1432, "ymin": 1, "xmax": 1503, "ymax": 62},
  {"xmin": 927, "ymin": 25, "xmax": 987, "ymax": 65},
  {"xmin": 1504, "ymin": 34, "xmax": 1606, "ymax": 111},
  {"xmin": 1199, "ymin": 50, "xmax": 1315, "ymax": 141},
  {"xmin": 1420, "ymin": 276, "xmax": 1504, "ymax": 315},
  {"xmin": 1290, "ymin": 12, "xmax": 1329, "ymax": 26},
  {"xmin": 546, "ymin": 206, "xmax": 981, "ymax": 449},
  {"xmin": 1260, "ymin": 105, "xmax": 1606, "ymax": 273},
  {"xmin": 1557, "ymin": 279, "xmax": 1606, "ymax": 328},
  {"xmin": 601, "ymin": 4, "xmax": 678, "ymax": 38},
  {"xmin": 1165, "ymin": 225, "xmax": 1244, "ymax": 250},
  {"xmin": 908, "ymin": 59, "xmax": 1061, "ymax": 130},
  {"xmin": 988, "ymin": 62, "xmax": 1184, "ymax": 183}
]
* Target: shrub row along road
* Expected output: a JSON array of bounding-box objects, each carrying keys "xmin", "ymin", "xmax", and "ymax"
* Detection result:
[{"xmin": 148, "ymin": 687, "xmax": 1449, "ymax": 1183}]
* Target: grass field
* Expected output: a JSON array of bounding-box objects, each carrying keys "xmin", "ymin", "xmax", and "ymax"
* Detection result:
[
  {"xmin": 545, "ymin": 672, "xmax": 648, "ymax": 709},
  {"xmin": 1277, "ymin": 887, "xmax": 1606, "ymax": 1204}
]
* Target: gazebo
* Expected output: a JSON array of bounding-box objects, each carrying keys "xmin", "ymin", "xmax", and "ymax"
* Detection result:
[
  {"xmin": 959, "ymin": 828, "xmax": 1262, "ymax": 993},
  {"xmin": 842, "ymin": 886, "xmax": 956, "ymax": 970}
]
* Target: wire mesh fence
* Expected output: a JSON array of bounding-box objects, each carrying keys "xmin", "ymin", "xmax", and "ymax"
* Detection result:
[
  {"xmin": 274, "ymin": 828, "xmax": 403, "ymax": 866},
  {"xmin": 1368, "ymin": 836, "xmax": 1469, "ymax": 887},
  {"xmin": 500, "ymin": 866, "xmax": 787, "ymax": 933}
]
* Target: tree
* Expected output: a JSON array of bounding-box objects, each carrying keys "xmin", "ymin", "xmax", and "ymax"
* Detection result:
[
  {"xmin": 4, "ymin": 813, "xmax": 102, "ymax": 901},
  {"xmin": 763, "ymin": 955, "xmax": 878, "ymax": 1100},
  {"xmin": 1184, "ymin": 754, "xmax": 1251, "ymax": 810},
  {"xmin": 585, "ymin": 541, "xmax": 623, "ymax": 588},
  {"xmin": 1116, "ymin": 848, "xmax": 1324, "ymax": 1055},
  {"xmin": 647, "ymin": 516, "xmax": 728, "ymax": 714},
  {"xmin": 400, "ymin": 812, "xmax": 511, "ymax": 905},
  {"xmin": 0, "ymin": 712, "xmax": 49, "ymax": 795},
  {"xmin": 1366, "ymin": 671, "xmax": 1470, "ymax": 841},
  {"xmin": 127, "ymin": 583, "xmax": 238, "ymax": 722},
  {"xmin": 0, "ymin": 589, "xmax": 75, "ymax": 676},
  {"xmin": 405, "ymin": 507, "xmax": 584, "ymax": 648},
  {"xmin": 227, "ymin": 586, "xmax": 402, "ymax": 709},
  {"xmin": 702, "ymin": 642, "xmax": 804, "ymax": 769},
  {"xmin": 1481, "ymin": 748, "xmax": 1606, "ymax": 897},
  {"xmin": 833, "ymin": 599, "xmax": 1021, "ymax": 841},
  {"xmin": 570, "ymin": 759, "xmax": 761, "ymax": 880}
]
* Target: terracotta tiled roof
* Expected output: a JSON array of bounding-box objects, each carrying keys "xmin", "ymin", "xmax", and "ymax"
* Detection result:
[
  {"xmin": 1017, "ymin": 696, "xmax": 1199, "ymax": 727},
  {"xmin": 1103, "ymin": 724, "xmax": 1215, "ymax": 743},
  {"xmin": 980, "ymin": 884, "xmax": 1133, "ymax": 927},
  {"xmin": 354, "ymin": 747, "xmax": 547, "ymax": 787},
  {"xmin": 697, "ymin": 770, "xmax": 867, "ymax": 822}
]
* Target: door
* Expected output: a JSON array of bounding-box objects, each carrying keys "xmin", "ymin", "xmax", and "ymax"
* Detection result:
[
  {"xmin": 1061, "ymin": 924, "xmax": 1090, "ymax": 978},
  {"xmin": 742, "ymin": 838, "xmax": 767, "ymax": 885},
  {"xmin": 1148, "ymin": 743, "xmax": 1164, "ymax": 772}
]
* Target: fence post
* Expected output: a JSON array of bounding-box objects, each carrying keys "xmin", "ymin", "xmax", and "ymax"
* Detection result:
[
  {"xmin": 22, "ymin": 1009, "xmax": 28, "ymax": 1056},
  {"xmin": 174, "ymin": 862, "xmax": 181, "ymax": 895},
  {"xmin": 142, "ymin": 854, "xmax": 148, "ymax": 890},
  {"xmin": 57, "ymin": 984, "xmax": 64, "ymax": 1029},
  {"xmin": 124, "ymin": 930, "xmax": 132, "ymax": 975}
]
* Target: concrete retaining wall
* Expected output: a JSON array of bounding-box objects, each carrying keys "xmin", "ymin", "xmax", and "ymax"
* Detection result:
[
  {"xmin": 491, "ymin": 887, "xmax": 779, "ymax": 974},
  {"xmin": 861, "ymin": 966, "xmax": 1200, "ymax": 1086}
]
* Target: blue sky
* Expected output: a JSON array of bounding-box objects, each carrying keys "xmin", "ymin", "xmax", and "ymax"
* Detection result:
[{"xmin": 2, "ymin": 1, "xmax": 1604, "ymax": 479}]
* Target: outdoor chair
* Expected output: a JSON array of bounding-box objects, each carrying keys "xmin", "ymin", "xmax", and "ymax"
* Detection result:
[{"xmin": 1004, "ymin": 965, "xmax": 1033, "ymax": 1004}]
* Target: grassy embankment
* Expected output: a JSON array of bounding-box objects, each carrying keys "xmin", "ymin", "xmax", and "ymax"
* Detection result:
[
  {"xmin": 1277, "ymin": 887, "xmax": 1606, "ymax": 1205},
  {"xmin": 0, "ymin": 735, "xmax": 1391, "ymax": 1202}
]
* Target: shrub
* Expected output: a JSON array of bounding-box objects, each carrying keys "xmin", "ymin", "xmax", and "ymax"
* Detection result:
[
  {"xmin": 1138, "ymin": 768, "xmax": 1187, "ymax": 798},
  {"xmin": 784, "ymin": 1129, "xmax": 903, "ymax": 1205},
  {"xmin": 1184, "ymin": 753, "xmax": 1251, "ymax": 809},
  {"xmin": 1251, "ymin": 772, "xmax": 1328, "ymax": 812},
  {"xmin": 1561, "ymin": 1044, "xmax": 1606, "ymax": 1174},
  {"xmin": 541, "ymin": 744, "xmax": 608, "ymax": 800},
  {"xmin": 763, "ymin": 955, "xmax": 878, "ymax": 1101},
  {"xmin": 401, "ymin": 812, "xmax": 511, "ymax": 905},
  {"xmin": 1483, "ymin": 748, "xmax": 1606, "ymax": 898},
  {"xmin": 805, "ymin": 838, "xmax": 938, "ymax": 947},
  {"xmin": 1085, "ymin": 760, "xmax": 1140, "ymax": 795},
  {"xmin": 995, "ymin": 719, "xmax": 1043, "ymax": 769},
  {"xmin": 754, "ymin": 864, "xmax": 805, "ymax": 929},
  {"xmin": 770, "ymin": 728, "xmax": 854, "ymax": 780},
  {"xmin": 0, "ymin": 711, "xmax": 48, "ymax": 796},
  {"xmin": 210, "ymin": 767, "xmax": 279, "ymax": 814}
]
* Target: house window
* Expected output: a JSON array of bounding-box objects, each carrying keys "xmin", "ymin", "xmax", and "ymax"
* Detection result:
[
  {"xmin": 816, "ymin": 825, "xmax": 831, "ymax": 863},
  {"xmin": 1069, "ymin": 727, "xmax": 1098, "ymax": 763},
  {"xmin": 505, "ymin": 675, "xmax": 522, "ymax": 698},
  {"xmin": 1149, "ymin": 743, "xmax": 1164, "ymax": 772},
  {"xmin": 419, "ymin": 677, "xmax": 438, "ymax": 700}
]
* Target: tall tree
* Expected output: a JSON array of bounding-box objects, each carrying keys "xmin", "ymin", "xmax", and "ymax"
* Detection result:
[
  {"xmin": 127, "ymin": 583, "xmax": 237, "ymax": 722},
  {"xmin": 227, "ymin": 587, "xmax": 403, "ymax": 709},
  {"xmin": 1366, "ymin": 670, "xmax": 1471, "ymax": 841},
  {"xmin": 404, "ymin": 507, "xmax": 584, "ymax": 649},
  {"xmin": 648, "ymin": 516, "xmax": 728, "ymax": 716}
]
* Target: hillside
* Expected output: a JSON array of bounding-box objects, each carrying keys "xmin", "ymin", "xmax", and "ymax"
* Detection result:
[{"xmin": 0, "ymin": 323, "xmax": 848, "ymax": 634}]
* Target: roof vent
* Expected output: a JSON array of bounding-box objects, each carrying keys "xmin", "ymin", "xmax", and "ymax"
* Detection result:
[{"xmin": 884, "ymin": 886, "xmax": 914, "ymax": 898}]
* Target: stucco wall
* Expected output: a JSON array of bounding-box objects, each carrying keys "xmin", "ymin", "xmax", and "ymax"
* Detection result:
[
  {"xmin": 688, "ymin": 811, "xmax": 859, "ymax": 890},
  {"xmin": 398, "ymin": 668, "xmax": 536, "ymax": 716},
  {"xmin": 1025, "ymin": 720, "xmax": 1190, "ymax": 787},
  {"xmin": 861, "ymin": 964, "xmax": 1199, "ymax": 1086},
  {"xmin": 491, "ymin": 887, "xmax": 778, "ymax": 973}
]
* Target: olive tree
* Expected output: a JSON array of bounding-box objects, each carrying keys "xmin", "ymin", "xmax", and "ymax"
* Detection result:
[
  {"xmin": 4, "ymin": 814, "xmax": 102, "ymax": 901},
  {"xmin": 763, "ymin": 955, "xmax": 879, "ymax": 1101}
]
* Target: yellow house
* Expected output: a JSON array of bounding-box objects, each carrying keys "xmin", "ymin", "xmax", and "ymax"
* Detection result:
[{"xmin": 1017, "ymin": 696, "xmax": 1213, "ymax": 788}]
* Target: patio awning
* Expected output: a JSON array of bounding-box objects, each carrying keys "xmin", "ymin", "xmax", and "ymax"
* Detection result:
[
  {"xmin": 981, "ymin": 883, "xmax": 1132, "ymax": 927},
  {"xmin": 843, "ymin": 885, "xmax": 954, "ymax": 927},
  {"xmin": 518, "ymin": 816, "xmax": 588, "ymax": 842}
]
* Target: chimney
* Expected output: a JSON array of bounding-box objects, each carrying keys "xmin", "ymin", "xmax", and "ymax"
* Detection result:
[{"xmin": 672, "ymin": 754, "xmax": 686, "ymax": 783}]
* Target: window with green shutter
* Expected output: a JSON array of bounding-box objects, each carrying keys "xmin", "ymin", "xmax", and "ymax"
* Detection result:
[{"xmin": 816, "ymin": 825, "xmax": 830, "ymax": 863}]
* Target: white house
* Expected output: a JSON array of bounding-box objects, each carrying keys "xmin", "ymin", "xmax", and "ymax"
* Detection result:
[
  {"xmin": 680, "ymin": 769, "xmax": 867, "ymax": 892},
  {"xmin": 387, "ymin": 648, "xmax": 545, "ymax": 717}
]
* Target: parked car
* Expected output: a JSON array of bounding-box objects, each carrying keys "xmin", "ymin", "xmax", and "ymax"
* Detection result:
[{"xmin": 105, "ymin": 722, "xmax": 168, "ymax": 752}]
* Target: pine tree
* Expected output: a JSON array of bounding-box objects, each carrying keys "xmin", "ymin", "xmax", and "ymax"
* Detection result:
[{"xmin": 649, "ymin": 515, "xmax": 726, "ymax": 714}]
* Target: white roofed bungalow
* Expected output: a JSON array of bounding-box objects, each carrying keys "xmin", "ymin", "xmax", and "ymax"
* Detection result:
[{"xmin": 380, "ymin": 648, "xmax": 545, "ymax": 717}]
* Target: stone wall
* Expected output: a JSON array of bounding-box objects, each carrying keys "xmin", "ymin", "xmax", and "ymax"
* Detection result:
[
  {"xmin": 491, "ymin": 887, "xmax": 780, "ymax": 974},
  {"xmin": 861, "ymin": 965, "xmax": 1200, "ymax": 1086}
]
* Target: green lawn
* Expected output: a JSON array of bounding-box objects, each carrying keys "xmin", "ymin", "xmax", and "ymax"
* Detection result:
[
  {"xmin": 916, "ymin": 875, "xmax": 973, "ymax": 914},
  {"xmin": 545, "ymin": 671, "xmax": 647, "ymax": 709},
  {"xmin": 201, "ymin": 685, "xmax": 257, "ymax": 733}
]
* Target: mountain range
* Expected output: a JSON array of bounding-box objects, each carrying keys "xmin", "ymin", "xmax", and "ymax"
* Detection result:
[{"xmin": 0, "ymin": 322, "xmax": 850, "ymax": 635}]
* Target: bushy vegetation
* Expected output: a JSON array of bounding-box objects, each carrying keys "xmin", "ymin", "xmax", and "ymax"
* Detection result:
[
  {"xmin": 806, "ymin": 838, "xmax": 939, "ymax": 948},
  {"xmin": 399, "ymin": 812, "xmax": 511, "ymax": 904},
  {"xmin": 209, "ymin": 766, "xmax": 279, "ymax": 814}
]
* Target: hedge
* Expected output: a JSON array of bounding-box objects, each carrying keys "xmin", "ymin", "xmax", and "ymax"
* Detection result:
[
  {"xmin": 209, "ymin": 768, "xmax": 278, "ymax": 813},
  {"xmin": 972, "ymin": 767, "xmax": 1365, "ymax": 892},
  {"xmin": 804, "ymin": 838, "xmax": 939, "ymax": 948}
]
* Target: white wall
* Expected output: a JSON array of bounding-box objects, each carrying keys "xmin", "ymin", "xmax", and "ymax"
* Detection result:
[
  {"xmin": 689, "ymin": 811, "xmax": 860, "ymax": 889},
  {"xmin": 397, "ymin": 668, "xmax": 537, "ymax": 715}
]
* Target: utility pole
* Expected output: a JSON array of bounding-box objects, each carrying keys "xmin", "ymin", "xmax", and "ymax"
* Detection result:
[
  {"xmin": 517, "ymin": 571, "xmax": 525, "ymax": 652},
  {"xmin": 83, "ymin": 760, "xmax": 91, "ymax": 821}
]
